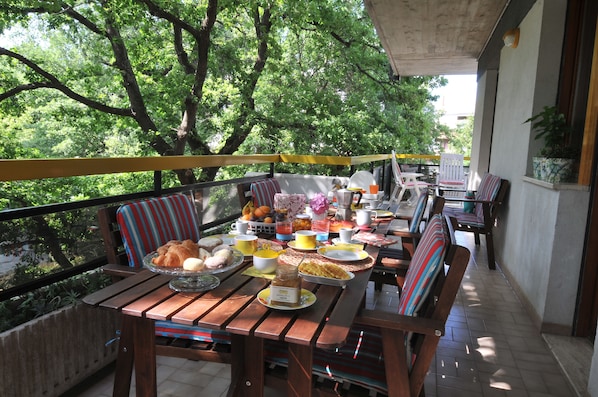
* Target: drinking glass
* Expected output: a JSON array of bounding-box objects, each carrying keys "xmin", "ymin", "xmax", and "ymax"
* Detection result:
[{"xmin": 312, "ymin": 219, "xmax": 330, "ymax": 242}]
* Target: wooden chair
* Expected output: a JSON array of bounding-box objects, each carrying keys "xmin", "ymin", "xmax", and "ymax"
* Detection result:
[
  {"xmin": 442, "ymin": 173, "xmax": 509, "ymax": 270},
  {"xmin": 264, "ymin": 214, "xmax": 471, "ymax": 396},
  {"xmin": 370, "ymin": 193, "xmax": 445, "ymax": 290},
  {"xmin": 237, "ymin": 177, "xmax": 281, "ymax": 208},
  {"xmin": 97, "ymin": 194, "xmax": 232, "ymax": 363}
]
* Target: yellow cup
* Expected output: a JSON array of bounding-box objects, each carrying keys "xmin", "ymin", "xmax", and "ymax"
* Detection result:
[
  {"xmin": 234, "ymin": 235, "xmax": 258, "ymax": 255},
  {"xmin": 295, "ymin": 230, "xmax": 317, "ymax": 249}
]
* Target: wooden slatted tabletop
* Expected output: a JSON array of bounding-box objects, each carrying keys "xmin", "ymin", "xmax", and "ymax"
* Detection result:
[{"xmin": 82, "ymin": 219, "xmax": 395, "ymax": 397}]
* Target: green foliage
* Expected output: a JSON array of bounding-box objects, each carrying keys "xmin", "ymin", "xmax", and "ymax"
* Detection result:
[
  {"xmin": 525, "ymin": 106, "xmax": 579, "ymax": 159},
  {"xmin": 1, "ymin": 0, "xmax": 445, "ymax": 170},
  {"xmin": 0, "ymin": 271, "xmax": 111, "ymax": 332}
]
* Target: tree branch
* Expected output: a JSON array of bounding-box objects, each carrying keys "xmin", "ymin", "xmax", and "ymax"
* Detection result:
[
  {"xmin": 139, "ymin": 0, "xmax": 201, "ymax": 39},
  {"xmin": 173, "ymin": 26, "xmax": 195, "ymax": 74},
  {"xmin": 0, "ymin": 81, "xmax": 51, "ymax": 101},
  {"xmin": 0, "ymin": 47, "xmax": 133, "ymax": 116}
]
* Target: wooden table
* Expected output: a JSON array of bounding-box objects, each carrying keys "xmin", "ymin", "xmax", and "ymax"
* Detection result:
[{"xmin": 83, "ymin": 235, "xmax": 387, "ymax": 397}]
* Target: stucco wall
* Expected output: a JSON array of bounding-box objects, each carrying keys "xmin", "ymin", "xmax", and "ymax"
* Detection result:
[{"xmin": 487, "ymin": 0, "xmax": 589, "ymax": 334}]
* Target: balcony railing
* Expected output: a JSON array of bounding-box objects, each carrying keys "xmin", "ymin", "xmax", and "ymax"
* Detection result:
[{"xmin": 0, "ymin": 153, "xmax": 462, "ymax": 304}]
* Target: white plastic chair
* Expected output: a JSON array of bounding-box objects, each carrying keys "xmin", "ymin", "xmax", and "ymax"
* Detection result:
[
  {"xmin": 348, "ymin": 170, "xmax": 376, "ymax": 190},
  {"xmin": 390, "ymin": 150, "xmax": 429, "ymax": 205},
  {"xmin": 436, "ymin": 153, "xmax": 467, "ymax": 191}
]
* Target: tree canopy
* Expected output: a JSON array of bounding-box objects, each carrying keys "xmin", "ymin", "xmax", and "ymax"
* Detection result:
[{"xmin": 1, "ymin": 0, "xmax": 446, "ymax": 183}]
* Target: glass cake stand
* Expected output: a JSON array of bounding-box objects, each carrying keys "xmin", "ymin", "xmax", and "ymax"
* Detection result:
[{"xmin": 143, "ymin": 249, "xmax": 244, "ymax": 292}]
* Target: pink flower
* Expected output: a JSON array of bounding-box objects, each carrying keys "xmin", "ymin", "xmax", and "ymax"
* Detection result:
[{"xmin": 309, "ymin": 193, "xmax": 329, "ymax": 215}]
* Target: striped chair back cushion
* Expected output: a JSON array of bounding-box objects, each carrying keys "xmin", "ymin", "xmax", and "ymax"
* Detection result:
[
  {"xmin": 473, "ymin": 173, "xmax": 502, "ymax": 222},
  {"xmin": 250, "ymin": 178, "xmax": 281, "ymax": 209},
  {"xmin": 116, "ymin": 194, "xmax": 200, "ymax": 268},
  {"xmin": 409, "ymin": 192, "xmax": 428, "ymax": 233},
  {"xmin": 398, "ymin": 214, "xmax": 448, "ymax": 316}
]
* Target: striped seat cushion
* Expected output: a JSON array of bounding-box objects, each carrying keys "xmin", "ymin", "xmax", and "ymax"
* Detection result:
[
  {"xmin": 116, "ymin": 195, "xmax": 230, "ymax": 345},
  {"xmin": 409, "ymin": 192, "xmax": 428, "ymax": 233},
  {"xmin": 250, "ymin": 179, "xmax": 281, "ymax": 209},
  {"xmin": 155, "ymin": 321, "xmax": 231, "ymax": 344},
  {"xmin": 264, "ymin": 215, "xmax": 448, "ymax": 394},
  {"xmin": 116, "ymin": 194, "xmax": 201, "ymax": 268},
  {"xmin": 265, "ymin": 324, "xmax": 387, "ymax": 395}
]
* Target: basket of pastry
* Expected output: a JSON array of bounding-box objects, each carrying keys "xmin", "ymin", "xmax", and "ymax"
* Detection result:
[{"xmin": 298, "ymin": 261, "xmax": 355, "ymax": 287}]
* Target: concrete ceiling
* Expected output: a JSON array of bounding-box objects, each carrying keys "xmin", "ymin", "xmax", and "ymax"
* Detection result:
[{"xmin": 365, "ymin": 0, "xmax": 510, "ymax": 76}]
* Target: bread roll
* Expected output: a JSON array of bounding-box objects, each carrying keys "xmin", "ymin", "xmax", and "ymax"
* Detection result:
[
  {"xmin": 198, "ymin": 236, "xmax": 223, "ymax": 251},
  {"xmin": 183, "ymin": 257, "xmax": 205, "ymax": 271},
  {"xmin": 198, "ymin": 248, "xmax": 211, "ymax": 260},
  {"xmin": 205, "ymin": 255, "xmax": 228, "ymax": 269}
]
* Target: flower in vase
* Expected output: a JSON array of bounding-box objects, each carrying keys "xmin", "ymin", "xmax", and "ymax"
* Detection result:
[{"xmin": 309, "ymin": 193, "xmax": 329, "ymax": 215}]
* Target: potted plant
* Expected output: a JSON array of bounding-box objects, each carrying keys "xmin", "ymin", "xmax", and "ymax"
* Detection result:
[{"xmin": 525, "ymin": 105, "xmax": 579, "ymax": 183}]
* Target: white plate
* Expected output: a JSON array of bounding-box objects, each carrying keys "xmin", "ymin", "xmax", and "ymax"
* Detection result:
[
  {"xmin": 299, "ymin": 271, "xmax": 355, "ymax": 287},
  {"xmin": 373, "ymin": 210, "xmax": 394, "ymax": 218},
  {"xmin": 287, "ymin": 240, "xmax": 319, "ymax": 252},
  {"xmin": 331, "ymin": 237, "xmax": 362, "ymax": 245},
  {"xmin": 317, "ymin": 246, "xmax": 369, "ymax": 262},
  {"xmin": 257, "ymin": 288, "xmax": 316, "ymax": 310}
]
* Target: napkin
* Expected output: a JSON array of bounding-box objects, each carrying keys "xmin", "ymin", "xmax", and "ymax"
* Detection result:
[
  {"xmin": 242, "ymin": 266, "xmax": 276, "ymax": 280},
  {"xmin": 351, "ymin": 232, "xmax": 398, "ymax": 247}
]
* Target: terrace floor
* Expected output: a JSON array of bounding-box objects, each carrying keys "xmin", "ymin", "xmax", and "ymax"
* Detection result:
[{"xmin": 64, "ymin": 228, "xmax": 591, "ymax": 397}]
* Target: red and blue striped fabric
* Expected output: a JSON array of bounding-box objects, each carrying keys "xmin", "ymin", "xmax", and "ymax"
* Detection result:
[
  {"xmin": 473, "ymin": 173, "xmax": 501, "ymax": 221},
  {"xmin": 444, "ymin": 173, "xmax": 502, "ymax": 227},
  {"xmin": 250, "ymin": 179, "xmax": 281, "ymax": 209},
  {"xmin": 116, "ymin": 194, "xmax": 201, "ymax": 268},
  {"xmin": 409, "ymin": 192, "xmax": 428, "ymax": 233},
  {"xmin": 398, "ymin": 214, "xmax": 447, "ymax": 316},
  {"xmin": 265, "ymin": 324, "xmax": 387, "ymax": 395},
  {"xmin": 155, "ymin": 322, "xmax": 231, "ymax": 344}
]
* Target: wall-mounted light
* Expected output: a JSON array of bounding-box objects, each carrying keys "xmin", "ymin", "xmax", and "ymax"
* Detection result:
[{"xmin": 503, "ymin": 28, "xmax": 520, "ymax": 48}]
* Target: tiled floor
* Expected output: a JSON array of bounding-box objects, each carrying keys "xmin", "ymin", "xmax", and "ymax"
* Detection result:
[{"xmin": 66, "ymin": 231, "xmax": 581, "ymax": 397}]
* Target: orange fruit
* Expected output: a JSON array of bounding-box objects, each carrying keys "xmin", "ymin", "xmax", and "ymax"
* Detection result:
[
  {"xmin": 263, "ymin": 216, "xmax": 273, "ymax": 224},
  {"xmin": 258, "ymin": 205, "xmax": 271, "ymax": 214},
  {"xmin": 254, "ymin": 208, "xmax": 264, "ymax": 218},
  {"xmin": 242, "ymin": 213, "xmax": 252, "ymax": 221}
]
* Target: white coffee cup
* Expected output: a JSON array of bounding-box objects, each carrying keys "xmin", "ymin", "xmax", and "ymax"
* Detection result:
[
  {"xmin": 356, "ymin": 209, "xmax": 375, "ymax": 227},
  {"xmin": 232, "ymin": 219, "xmax": 249, "ymax": 234},
  {"xmin": 339, "ymin": 227, "xmax": 354, "ymax": 243}
]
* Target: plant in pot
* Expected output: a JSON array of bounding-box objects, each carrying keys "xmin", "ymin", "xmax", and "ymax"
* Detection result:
[{"xmin": 524, "ymin": 105, "xmax": 579, "ymax": 183}]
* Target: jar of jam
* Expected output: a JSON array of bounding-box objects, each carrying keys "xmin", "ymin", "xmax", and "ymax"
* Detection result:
[
  {"xmin": 270, "ymin": 263, "xmax": 301, "ymax": 307},
  {"xmin": 293, "ymin": 214, "xmax": 312, "ymax": 232}
]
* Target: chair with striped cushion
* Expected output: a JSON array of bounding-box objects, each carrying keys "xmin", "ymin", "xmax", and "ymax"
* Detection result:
[
  {"xmin": 250, "ymin": 178, "xmax": 281, "ymax": 209},
  {"xmin": 371, "ymin": 193, "xmax": 445, "ymax": 290},
  {"xmin": 265, "ymin": 215, "xmax": 471, "ymax": 396},
  {"xmin": 98, "ymin": 194, "xmax": 232, "ymax": 363},
  {"xmin": 442, "ymin": 173, "xmax": 509, "ymax": 269}
]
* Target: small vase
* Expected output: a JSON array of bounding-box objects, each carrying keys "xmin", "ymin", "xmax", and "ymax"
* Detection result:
[{"xmin": 311, "ymin": 211, "xmax": 327, "ymax": 221}]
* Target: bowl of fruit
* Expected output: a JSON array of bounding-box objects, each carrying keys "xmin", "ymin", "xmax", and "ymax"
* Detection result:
[{"xmin": 240, "ymin": 202, "xmax": 276, "ymax": 234}]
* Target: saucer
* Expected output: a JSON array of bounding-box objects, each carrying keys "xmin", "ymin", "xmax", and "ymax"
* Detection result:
[
  {"xmin": 287, "ymin": 240, "xmax": 319, "ymax": 252},
  {"xmin": 331, "ymin": 237, "xmax": 361, "ymax": 245}
]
